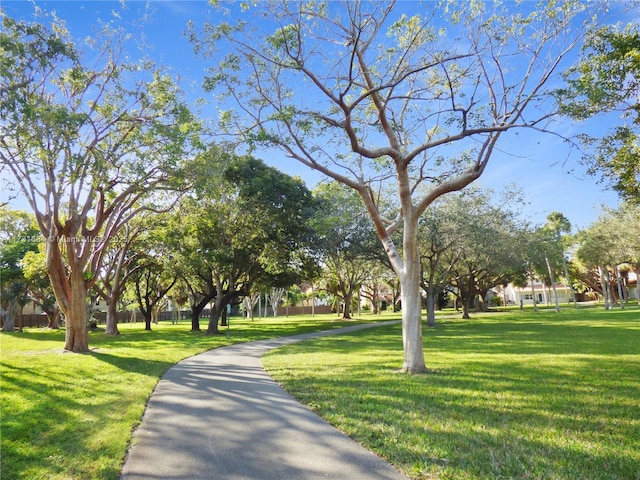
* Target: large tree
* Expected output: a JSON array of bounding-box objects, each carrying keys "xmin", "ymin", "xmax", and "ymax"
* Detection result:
[
  {"xmin": 174, "ymin": 195, "xmax": 248, "ymax": 334},
  {"xmin": 0, "ymin": 13, "xmax": 200, "ymax": 351},
  {"xmin": 175, "ymin": 154, "xmax": 316, "ymax": 333},
  {"xmin": 312, "ymin": 182, "xmax": 380, "ymax": 319},
  {"xmin": 194, "ymin": 1, "xmax": 602, "ymax": 372},
  {"xmin": 445, "ymin": 189, "xmax": 527, "ymax": 319}
]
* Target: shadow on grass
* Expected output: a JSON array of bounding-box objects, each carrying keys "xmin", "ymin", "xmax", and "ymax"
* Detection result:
[
  {"xmin": 91, "ymin": 350, "xmax": 175, "ymax": 377},
  {"xmin": 265, "ymin": 312, "xmax": 640, "ymax": 479},
  {"xmin": 1, "ymin": 315, "xmax": 390, "ymax": 479},
  {"xmin": 0, "ymin": 361, "xmax": 129, "ymax": 479},
  {"xmin": 312, "ymin": 356, "xmax": 640, "ymax": 479}
]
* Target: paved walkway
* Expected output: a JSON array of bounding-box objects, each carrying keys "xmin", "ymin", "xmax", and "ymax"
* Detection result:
[{"xmin": 120, "ymin": 322, "xmax": 408, "ymax": 480}]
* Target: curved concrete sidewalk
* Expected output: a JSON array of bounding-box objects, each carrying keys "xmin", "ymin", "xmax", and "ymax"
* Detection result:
[{"xmin": 120, "ymin": 322, "xmax": 408, "ymax": 480}]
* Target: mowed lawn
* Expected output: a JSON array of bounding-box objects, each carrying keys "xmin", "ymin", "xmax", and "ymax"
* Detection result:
[
  {"xmin": 263, "ymin": 306, "xmax": 640, "ymax": 480},
  {"xmin": 0, "ymin": 315, "xmax": 367, "ymax": 480}
]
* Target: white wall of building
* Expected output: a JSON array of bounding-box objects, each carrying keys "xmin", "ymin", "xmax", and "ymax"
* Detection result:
[{"xmin": 500, "ymin": 270, "xmax": 638, "ymax": 305}]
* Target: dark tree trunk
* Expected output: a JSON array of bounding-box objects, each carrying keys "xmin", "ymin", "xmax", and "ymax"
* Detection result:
[
  {"xmin": 140, "ymin": 309, "xmax": 152, "ymax": 331},
  {"xmin": 191, "ymin": 300, "xmax": 208, "ymax": 332},
  {"xmin": 206, "ymin": 306, "xmax": 221, "ymax": 335},
  {"xmin": 425, "ymin": 291, "xmax": 437, "ymax": 328},
  {"xmin": 462, "ymin": 295, "xmax": 472, "ymax": 319},
  {"xmin": 342, "ymin": 293, "xmax": 352, "ymax": 319},
  {"xmin": 477, "ymin": 292, "xmax": 488, "ymax": 312},
  {"xmin": 105, "ymin": 300, "xmax": 120, "ymax": 335},
  {"xmin": 191, "ymin": 309, "xmax": 201, "ymax": 331},
  {"xmin": 46, "ymin": 308, "xmax": 61, "ymax": 329}
]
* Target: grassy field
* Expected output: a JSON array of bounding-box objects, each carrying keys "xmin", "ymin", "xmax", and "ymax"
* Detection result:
[
  {"xmin": 263, "ymin": 306, "xmax": 640, "ymax": 480},
  {"xmin": 0, "ymin": 314, "xmax": 366, "ymax": 480}
]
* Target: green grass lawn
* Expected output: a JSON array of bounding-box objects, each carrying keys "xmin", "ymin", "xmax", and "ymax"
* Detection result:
[
  {"xmin": 263, "ymin": 306, "xmax": 640, "ymax": 480},
  {"xmin": 0, "ymin": 314, "xmax": 366, "ymax": 480}
]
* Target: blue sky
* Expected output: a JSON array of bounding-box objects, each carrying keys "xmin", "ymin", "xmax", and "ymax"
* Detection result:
[{"xmin": 2, "ymin": 0, "xmax": 632, "ymax": 231}]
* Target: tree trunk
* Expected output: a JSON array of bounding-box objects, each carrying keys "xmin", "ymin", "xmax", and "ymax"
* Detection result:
[
  {"xmin": 143, "ymin": 311, "xmax": 152, "ymax": 331},
  {"xmin": 44, "ymin": 237, "xmax": 90, "ymax": 351},
  {"xmin": 371, "ymin": 295, "xmax": 379, "ymax": 314},
  {"xmin": 64, "ymin": 272, "xmax": 89, "ymax": 352},
  {"xmin": 243, "ymin": 293, "xmax": 259, "ymax": 320},
  {"xmin": 425, "ymin": 286, "xmax": 437, "ymax": 328},
  {"xmin": 105, "ymin": 300, "xmax": 120, "ymax": 335},
  {"xmin": 1, "ymin": 300, "xmax": 19, "ymax": 332},
  {"xmin": 477, "ymin": 291, "xmax": 488, "ymax": 312},
  {"xmin": 18, "ymin": 306, "xmax": 25, "ymax": 331},
  {"xmin": 599, "ymin": 267, "xmax": 612, "ymax": 309},
  {"xmin": 191, "ymin": 308, "xmax": 201, "ymax": 331},
  {"xmin": 362, "ymin": 169, "xmax": 426, "ymax": 373},
  {"xmin": 207, "ymin": 273, "xmax": 228, "ymax": 334},
  {"xmin": 270, "ymin": 287, "xmax": 284, "ymax": 317},
  {"xmin": 46, "ymin": 308, "xmax": 61, "ymax": 329},
  {"xmin": 545, "ymin": 256, "xmax": 560, "ymax": 313},
  {"xmin": 398, "ymin": 263, "xmax": 426, "ymax": 373},
  {"xmin": 263, "ymin": 292, "xmax": 269, "ymax": 317},
  {"xmin": 387, "ymin": 280, "xmax": 401, "ymax": 313},
  {"xmin": 458, "ymin": 275, "xmax": 474, "ymax": 319},
  {"xmin": 519, "ymin": 287, "xmax": 524, "ymax": 311},
  {"xmin": 614, "ymin": 265, "xmax": 625, "ymax": 309},
  {"xmin": 206, "ymin": 305, "xmax": 221, "ymax": 334},
  {"xmin": 341, "ymin": 292, "xmax": 353, "ymax": 319},
  {"xmin": 529, "ymin": 270, "xmax": 538, "ymax": 312},
  {"xmin": 461, "ymin": 295, "xmax": 472, "ymax": 320},
  {"xmin": 191, "ymin": 299, "xmax": 208, "ymax": 331},
  {"xmin": 397, "ymin": 213, "xmax": 427, "ymax": 373}
]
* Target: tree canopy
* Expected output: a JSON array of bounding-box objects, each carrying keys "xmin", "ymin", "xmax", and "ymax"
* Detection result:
[
  {"xmin": 559, "ymin": 22, "xmax": 640, "ymax": 203},
  {"xmin": 0, "ymin": 12, "xmax": 201, "ymax": 351},
  {"xmin": 171, "ymin": 153, "xmax": 316, "ymax": 333}
]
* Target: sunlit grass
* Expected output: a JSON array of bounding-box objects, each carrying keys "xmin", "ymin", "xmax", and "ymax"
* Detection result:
[
  {"xmin": 263, "ymin": 306, "xmax": 640, "ymax": 480},
  {"xmin": 0, "ymin": 314, "xmax": 368, "ymax": 479}
]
